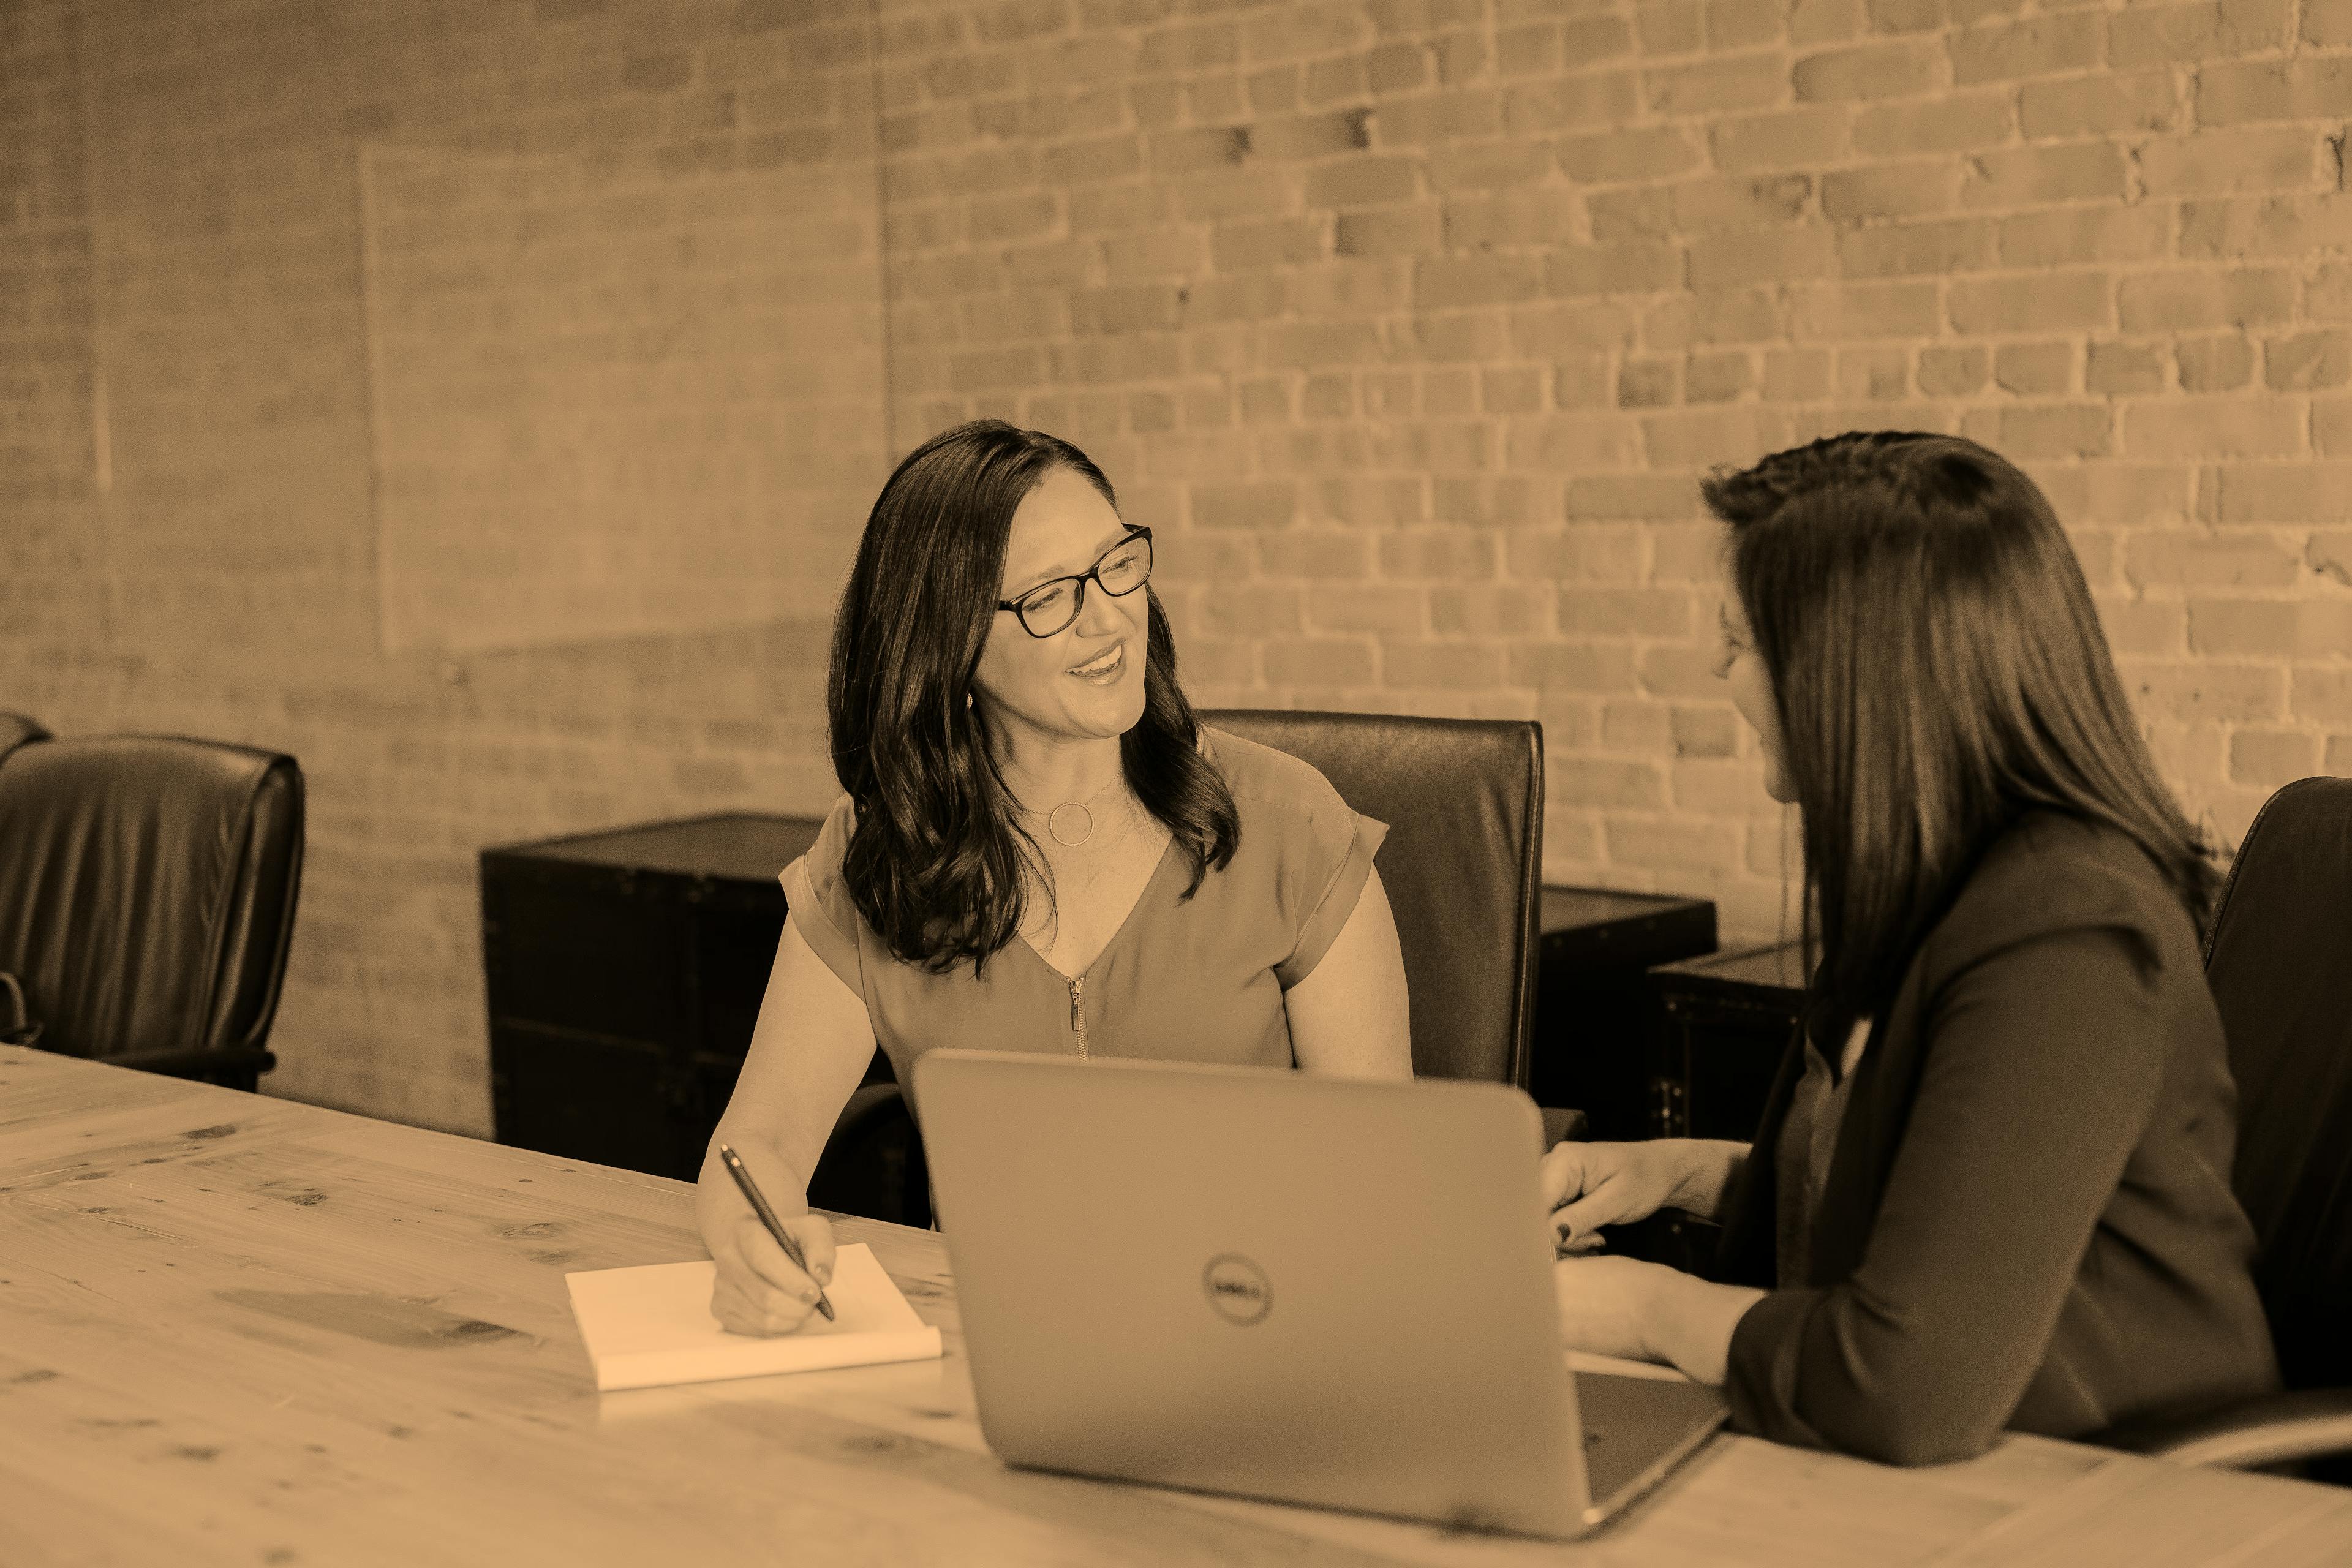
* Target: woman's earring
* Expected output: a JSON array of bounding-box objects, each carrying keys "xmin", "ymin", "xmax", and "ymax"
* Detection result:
[{"xmin": 965, "ymin": 690, "xmax": 974, "ymax": 711}]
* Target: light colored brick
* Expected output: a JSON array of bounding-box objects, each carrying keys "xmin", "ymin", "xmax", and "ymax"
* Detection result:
[
  {"xmin": 2124, "ymin": 662, "xmax": 2288, "ymax": 723},
  {"xmin": 1501, "ymin": 72, "xmax": 1638, "ymax": 134},
  {"xmin": 2207, "ymin": 463, "xmax": 2352, "ymax": 524},
  {"xmin": 1918, "ymin": 344, "xmax": 1989, "ymax": 396},
  {"xmin": 1305, "ymin": 155, "xmax": 1420, "ymax": 208},
  {"xmin": 1949, "ymin": 14, "xmax": 2101, "ymax": 84},
  {"xmin": 1838, "ymin": 217, "xmax": 1996, "ymax": 277},
  {"xmin": 1607, "ymin": 817, "xmax": 1744, "ymax": 872},
  {"xmin": 1687, "ymin": 225, "xmax": 1836, "ymax": 290},
  {"xmin": 1792, "ymin": 39, "xmax": 1941, "ymax": 102},
  {"xmin": 2190, "ymin": 597, "xmax": 2299, "ymax": 658},
  {"xmin": 1961, "ymin": 142, "xmax": 2128, "ymax": 209},
  {"xmin": 2265, "ymin": 331, "xmax": 2352, "ymax": 392},
  {"xmin": 2109, "ymin": 0, "xmax": 2294, "ymax": 71},
  {"xmin": 2017, "ymin": 72, "xmax": 2180, "ymax": 138},
  {"xmin": 1997, "ymin": 207, "xmax": 2169, "ymax": 269},
  {"xmin": 2139, "ymin": 127, "xmax": 2328, "ymax": 199},
  {"xmin": 1263, "ymin": 637, "xmax": 1376, "ymax": 686},
  {"xmin": 2308, "ymin": 0, "xmax": 2352, "ymax": 43},
  {"xmin": 2087, "ymin": 341, "xmax": 2169, "ymax": 396},
  {"xmin": 1555, "ymin": 126, "xmax": 1703, "ymax": 183},
  {"xmin": 1641, "ymin": 53, "xmax": 1787, "ymax": 115},
  {"xmin": 2116, "ymin": 268, "xmax": 2297, "ymax": 333},
  {"xmin": 1948, "ymin": 271, "xmax": 2111, "ymax": 335},
  {"xmin": 1822, "ymin": 159, "xmax": 1958, "ymax": 220},
  {"xmin": 2229, "ymin": 728, "xmax": 2321, "ymax": 785},
  {"xmin": 1708, "ymin": 106, "xmax": 1849, "ymax": 173},
  {"xmin": 2180, "ymin": 195, "xmax": 2352, "ymax": 260},
  {"xmin": 2293, "ymin": 668, "xmax": 2352, "ymax": 725},
  {"xmin": 1995, "ymin": 341, "xmax": 2073, "ymax": 396},
  {"xmin": 2125, "ymin": 530, "xmax": 2304, "ymax": 590},
  {"xmin": 2124, "ymin": 400, "xmax": 2306, "ymax": 461},
  {"xmin": 1556, "ymin": 756, "xmax": 1668, "ymax": 808},
  {"xmin": 1992, "ymin": 404, "xmax": 2112, "ymax": 460},
  {"xmin": 2177, "ymin": 335, "xmax": 2256, "ymax": 393},
  {"xmin": 1850, "ymin": 89, "xmax": 2010, "ymax": 156}
]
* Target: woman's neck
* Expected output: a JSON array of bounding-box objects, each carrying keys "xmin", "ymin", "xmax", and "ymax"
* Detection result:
[{"xmin": 994, "ymin": 729, "xmax": 1126, "ymax": 815}]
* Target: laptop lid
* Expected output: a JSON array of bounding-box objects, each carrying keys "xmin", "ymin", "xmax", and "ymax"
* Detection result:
[{"xmin": 913, "ymin": 1050, "xmax": 1596, "ymax": 1540}]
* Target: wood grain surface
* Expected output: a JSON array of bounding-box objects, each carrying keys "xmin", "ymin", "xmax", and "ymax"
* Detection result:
[{"xmin": 1, "ymin": 1045, "xmax": 2343, "ymax": 1567}]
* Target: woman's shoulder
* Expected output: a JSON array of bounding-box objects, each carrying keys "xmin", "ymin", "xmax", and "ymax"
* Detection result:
[
  {"xmin": 1928, "ymin": 810, "xmax": 2203, "ymax": 986},
  {"xmin": 1197, "ymin": 723, "xmax": 1354, "ymax": 829}
]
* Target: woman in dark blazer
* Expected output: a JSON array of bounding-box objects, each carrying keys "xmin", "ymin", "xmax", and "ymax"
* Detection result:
[{"xmin": 1541, "ymin": 431, "xmax": 2279, "ymax": 1464}]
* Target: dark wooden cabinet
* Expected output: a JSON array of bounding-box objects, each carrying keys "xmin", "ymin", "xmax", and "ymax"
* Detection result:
[
  {"xmin": 1531, "ymin": 887, "xmax": 1718, "ymax": 1142},
  {"xmin": 1629, "ymin": 939, "xmax": 1807, "ymax": 1275},
  {"xmin": 480, "ymin": 813, "xmax": 827, "ymax": 1182},
  {"xmin": 1648, "ymin": 939, "xmax": 1806, "ymax": 1142}
]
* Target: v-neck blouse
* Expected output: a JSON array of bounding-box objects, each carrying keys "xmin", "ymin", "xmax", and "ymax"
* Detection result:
[{"xmin": 778, "ymin": 726, "xmax": 1387, "ymax": 1105}]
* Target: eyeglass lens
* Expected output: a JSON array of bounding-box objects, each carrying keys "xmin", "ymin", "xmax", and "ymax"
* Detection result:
[{"xmin": 1019, "ymin": 533, "xmax": 1152, "ymax": 636}]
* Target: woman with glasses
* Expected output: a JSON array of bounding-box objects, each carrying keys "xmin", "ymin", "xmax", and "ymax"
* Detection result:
[
  {"xmin": 696, "ymin": 420, "xmax": 1412, "ymax": 1335},
  {"xmin": 1537, "ymin": 432, "xmax": 2277, "ymax": 1463}
]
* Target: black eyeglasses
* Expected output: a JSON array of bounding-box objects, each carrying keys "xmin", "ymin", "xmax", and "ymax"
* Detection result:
[{"xmin": 995, "ymin": 527, "xmax": 1154, "ymax": 638}]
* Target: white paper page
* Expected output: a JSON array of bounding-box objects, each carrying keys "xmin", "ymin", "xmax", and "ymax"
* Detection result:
[{"xmin": 567, "ymin": 1243, "xmax": 942, "ymax": 1392}]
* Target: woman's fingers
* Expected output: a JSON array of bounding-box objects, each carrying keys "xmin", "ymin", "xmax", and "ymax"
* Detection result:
[
  {"xmin": 1539, "ymin": 1142, "xmax": 1595, "ymax": 1211},
  {"xmin": 1551, "ymin": 1171, "xmax": 1643, "ymax": 1242},
  {"xmin": 710, "ymin": 1270, "xmax": 817, "ymax": 1337},
  {"xmin": 778, "ymin": 1210, "xmax": 837, "ymax": 1289},
  {"xmin": 719, "ymin": 1214, "xmax": 825, "ymax": 1317}
]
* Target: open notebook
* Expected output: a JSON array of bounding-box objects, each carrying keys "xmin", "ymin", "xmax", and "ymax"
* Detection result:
[{"xmin": 566, "ymin": 1243, "xmax": 943, "ymax": 1393}]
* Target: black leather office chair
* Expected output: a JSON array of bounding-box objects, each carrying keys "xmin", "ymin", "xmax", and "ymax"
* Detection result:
[
  {"xmin": 2100, "ymin": 775, "xmax": 2352, "ymax": 1479},
  {"xmin": 1200, "ymin": 709, "xmax": 1548, "ymax": 1091},
  {"xmin": 0, "ymin": 711, "xmax": 50, "ymax": 766},
  {"xmin": 0, "ymin": 736, "xmax": 305, "ymax": 1091}
]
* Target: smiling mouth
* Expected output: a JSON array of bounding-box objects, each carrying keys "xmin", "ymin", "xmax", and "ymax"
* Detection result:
[{"xmin": 1068, "ymin": 642, "xmax": 1125, "ymax": 679}]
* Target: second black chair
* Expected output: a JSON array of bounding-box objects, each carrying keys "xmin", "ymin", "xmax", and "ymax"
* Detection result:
[
  {"xmin": 2100, "ymin": 775, "xmax": 2352, "ymax": 1477},
  {"xmin": 0, "ymin": 735, "xmax": 304, "ymax": 1090}
]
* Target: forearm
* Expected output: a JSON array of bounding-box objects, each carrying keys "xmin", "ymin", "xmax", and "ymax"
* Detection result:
[
  {"xmin": 1665, "ymin": 1139, "xmax": 1750, "ymax": 1221},
  {"xmin": 1645, "ymin": 1270, "xmax": 1767, "ymax": 1386},
  {"xmin": 695, "ymin": 1136, "xmax": 798, "ymax": 1241}
]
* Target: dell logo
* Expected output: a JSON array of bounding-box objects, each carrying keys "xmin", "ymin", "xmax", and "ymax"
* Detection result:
[{"xmin": 1201, "ymin": 1253, "xmax": 1272, "ymax": 1326}]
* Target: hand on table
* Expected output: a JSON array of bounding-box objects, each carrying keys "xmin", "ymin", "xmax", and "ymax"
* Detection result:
[
  {"xmin": 699, "ymin": 1141, "xmax": 838, "ymax": 1337},
  {"xmin": 1539, "ymin": 1140, "xmax": 1688, "ymax": 1254}
]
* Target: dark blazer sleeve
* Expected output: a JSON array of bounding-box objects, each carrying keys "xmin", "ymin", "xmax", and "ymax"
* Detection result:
[{"xmin": 1723, "ymin": 854, "xmax": 2181, "ymax": 1465}]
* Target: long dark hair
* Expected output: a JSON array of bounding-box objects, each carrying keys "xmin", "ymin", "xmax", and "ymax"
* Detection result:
[
  {"xmin": 827, "ymin": 419, "xmax": 1239, "ymax": 973},
  {"xmin": 1703, "ymin": 431, "xmax": 2220, "ymax": 1046}
]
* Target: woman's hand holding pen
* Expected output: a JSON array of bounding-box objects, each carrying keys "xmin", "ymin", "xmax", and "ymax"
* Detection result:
[{"xmin": 696, "ymin": 1136, "xmax": 838, "ymax": 1337}]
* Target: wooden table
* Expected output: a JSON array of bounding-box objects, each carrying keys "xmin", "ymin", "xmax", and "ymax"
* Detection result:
[{"xmin": 4, "ymin": 1047, "xmax": 2346, "ymax": 1567}]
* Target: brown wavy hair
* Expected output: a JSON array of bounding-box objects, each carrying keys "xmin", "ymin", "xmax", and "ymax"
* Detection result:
[
  {"xmin": 827, "ymin": 420, "xmax": 1239, "ymax": 974},
  {"xmin": 1704, "ymin": 431, "xmax": 2221, "ymax": 1046}
]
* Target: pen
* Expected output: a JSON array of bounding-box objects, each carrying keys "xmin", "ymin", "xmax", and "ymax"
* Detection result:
[{"xmin": 715, "ymin": 1141, "xmax": 835, "ymax": 1323}]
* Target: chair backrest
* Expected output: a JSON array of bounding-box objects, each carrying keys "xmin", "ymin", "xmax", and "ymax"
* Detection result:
[
  {"xmin": 0, "ymin": 735, "xmax": 305, "ymax": 1061},
  {"xmin": 1199, "ymin": 709, "xmax": 1544, "ymax": 1088},
  {"xmin": 2199, "ymin": 775, "xmax": 2352, "ymax": 1393},
  {"xmin": 0, "ymin": 711, "xmax": 50, "ymax": 766}
]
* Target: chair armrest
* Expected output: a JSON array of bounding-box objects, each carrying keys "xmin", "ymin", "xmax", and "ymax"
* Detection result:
[
  {"xmin": 1540, "ymin": 1105, "xmax": 1589, "ymax": 1148},
  {"xmin": 2097, "ymin": 1387, "xmax": 2352, "ymax": 1469},
  {"xmin": 102, "ymin": 1047, "xmax": 277, "ymax": 1083}
]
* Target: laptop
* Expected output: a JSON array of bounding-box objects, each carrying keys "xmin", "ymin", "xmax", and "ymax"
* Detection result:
[{"xmin": 911, "ymin": 1049, "xmax": 1728, "ymax": 1541}]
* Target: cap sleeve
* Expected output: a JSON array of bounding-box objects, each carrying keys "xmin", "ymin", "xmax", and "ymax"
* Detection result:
[
  {"xmin": 1275, "ymin": 786, "xmax": 1389, "ymax": 990},
  {"xmin": 778, "ymin": 794, "xmax": 865, "ymax": 997}
]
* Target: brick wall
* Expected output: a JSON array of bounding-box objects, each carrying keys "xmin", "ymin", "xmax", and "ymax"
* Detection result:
[{"xmin": 6, "ymin": 0, "xmax": 2351, "ymax": 1134}]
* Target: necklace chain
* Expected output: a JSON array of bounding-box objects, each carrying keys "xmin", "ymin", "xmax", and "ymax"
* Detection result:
[{"xmin": 1016, "ymin": 771, "xmax": 1126, "ymax": 849}]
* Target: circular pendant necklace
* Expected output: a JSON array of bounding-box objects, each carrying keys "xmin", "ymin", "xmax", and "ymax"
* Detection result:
[
  {"xmin": 1047, "ymin": 801, "xmax": 1095, "ymax": 847},
  {"xmin": 1025, "ymin": 774, "xmax": 1124, "ymax": 850}
]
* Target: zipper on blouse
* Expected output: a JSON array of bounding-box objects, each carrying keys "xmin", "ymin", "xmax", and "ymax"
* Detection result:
[{"xmin": 1068, "ymin": 974, "xmax": 1088, "ymax": 1057}]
